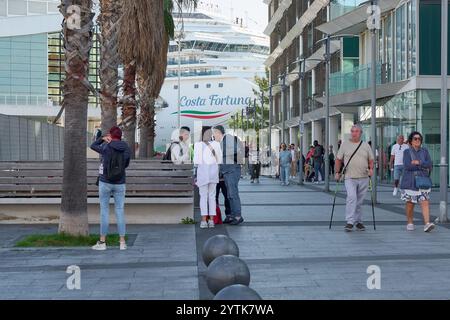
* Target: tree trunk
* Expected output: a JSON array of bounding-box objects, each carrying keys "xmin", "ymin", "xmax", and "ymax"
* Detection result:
[
  {"xmin": 121, "ymin": 62, "xmax": 137, "ymax": 158},
  {"xmin": 58, "ymin": 0, "xmax": 94, "ymax": 236},
  {"xmin": 98, "ymin": 0, "xmax": 121, "ymax": 133},
  {"xmin": 137, "ymin": 72, "xmax": 156, "ymax": 158}
]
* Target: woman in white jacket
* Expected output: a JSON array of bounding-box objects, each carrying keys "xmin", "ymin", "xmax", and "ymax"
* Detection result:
[{"xmin": 194, "ymin": 128, "xmax": 222, "ymax": 228}]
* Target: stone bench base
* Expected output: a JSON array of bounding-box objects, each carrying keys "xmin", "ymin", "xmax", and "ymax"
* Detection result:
[{"xmin": 0, "ymin": 198, "xmax": 193, "ymax": 224}]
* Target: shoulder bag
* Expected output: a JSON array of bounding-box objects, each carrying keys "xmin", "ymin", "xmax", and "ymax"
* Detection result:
[{"xmin": 409, "ymin": 149, "xmax": 432, "ymax": 189}]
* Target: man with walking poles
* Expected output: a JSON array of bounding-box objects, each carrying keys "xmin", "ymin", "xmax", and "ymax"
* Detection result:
[{"xmin": 333, "ymin": 124, "xmax": 375, "ymax": 232}]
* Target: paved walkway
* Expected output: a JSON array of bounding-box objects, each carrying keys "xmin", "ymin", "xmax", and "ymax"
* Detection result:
[{"xmin": 1, "ymin": 177, "xmax": 450, "ymax": 299}]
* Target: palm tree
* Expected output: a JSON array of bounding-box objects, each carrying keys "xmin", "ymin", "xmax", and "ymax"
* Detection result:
[
  {"xmin": 136, "ymin": 0, "xmax": 173, "ymax": 158},
  {"xmin": 58, "ymin": 0, "xmax": 95, "ymax": 236},
  {"xmin": 98, "ymin": 0, "xmax": 122, "ymax": 133},
  {"xmin": 119, "ymin": 0, "xmax": 197, "ymax": 158}
]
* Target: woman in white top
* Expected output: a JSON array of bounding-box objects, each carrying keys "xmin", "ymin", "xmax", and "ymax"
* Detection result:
[{"xmin": 193, "ymin": 128, "xmax": 222, "ymax": 229}]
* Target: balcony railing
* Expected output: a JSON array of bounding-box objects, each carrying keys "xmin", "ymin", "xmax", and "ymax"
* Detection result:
[
  {"xmin": 0, "ymin": 95, "xmax": 52, "ymax": 106},
  {"xmin": 166, "ymin": 70, "xmax": 222, "ymax": 78},
  {"xmin": 329, "ymin": 63, "xmax": 391, "ymax": 96}
]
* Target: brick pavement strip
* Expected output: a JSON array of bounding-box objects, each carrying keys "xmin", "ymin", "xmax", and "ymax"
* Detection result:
[{"xmin": 0, "ymin": 177, "xmax": 450, "ymax": 299}]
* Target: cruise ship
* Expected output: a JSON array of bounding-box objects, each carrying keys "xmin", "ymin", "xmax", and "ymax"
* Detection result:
[
  {"xmin": 156, "ymin": 3, "xmax": 269, "ymax": 151},
  {"xmin": 0, "ymin": 0, "xmax": 269, "ymax": 152}
]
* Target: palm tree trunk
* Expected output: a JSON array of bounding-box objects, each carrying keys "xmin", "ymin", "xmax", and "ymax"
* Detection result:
[
  {"xmin": 58, "ymin": 0, "xmax": 94, "ymax": 236},
  {"xmin": 121, "ymin": 62, "xmax": 136, "ymax": 158},
  {"xmin": 137, "ymin": 73, "xmax": 155, "ymax": 158},
  {"xmin": 98, "ymin": 0, "xmax": 121, "ymax": 133}
]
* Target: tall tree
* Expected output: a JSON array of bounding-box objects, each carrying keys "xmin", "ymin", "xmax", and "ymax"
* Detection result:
[
  {"xmin": 136, "ymin": 0, "xmax": 173, "ymax": 158},
  {"xmin": 98, "ymin": 0, "xmax": 122, "ymax": 133},
  {"xmin": 119, "ymin": 0, "xmax": 197, "ymax": 158},
  {"xmin": 58, "ymin": 0, "xmax": 95, "ymax": 236}
]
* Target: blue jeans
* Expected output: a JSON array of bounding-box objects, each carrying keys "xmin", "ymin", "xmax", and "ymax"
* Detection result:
[
  {"xmin": 393, "ymin": 165, "xmax": 404, "ymax": 181},
  {"xmin": 220, "ymin": 164, "xmax": 242, "ymax": 218},
  {"xmin": 313, "ymin": 160, "xmax": 324, "ymax": 182},
  {"xmin": 99, "ymin": 181, "xmax": 126, "ymax": 237},
  {"xmin": 280, "ymin": 165, "xmax": 290, "ymax": 184}
]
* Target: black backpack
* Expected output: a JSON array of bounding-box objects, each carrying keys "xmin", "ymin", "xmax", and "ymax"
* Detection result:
[
  {"xmin": 107, "ymin": 148, "xmax": 126, "ymax": 182},
  {"xmin": 163, "ymin": 142, "xmax": 180, "ymax": 161}
]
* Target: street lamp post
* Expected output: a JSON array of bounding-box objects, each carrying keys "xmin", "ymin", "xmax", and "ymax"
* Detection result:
[
  {"xmin": 324, "ymin": 34, "xmax": 331, "ymax": 192},
  {"xmin": 176, "ymin": 31, "xmax": 184, "ymax": 129},
  {"xmin": 370, "ymin": 1, "xmax": 378, "ymax": 203},
  {"xmin": 280, "ymin": 72, "xmax": 287, "ymax": 143},
  {"xmin": 440, "ymin": 0, "xmax": 449, "ymax": 223}
]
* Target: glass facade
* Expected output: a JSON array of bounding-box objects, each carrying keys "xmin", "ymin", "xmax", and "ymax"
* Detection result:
[
  {"xmin": 359, "ymin": 90, "xmax": 447, "ymax": 186},
  {"xmin": 0, "ymin": 34, "xmax": 48, "ymax": 105}
]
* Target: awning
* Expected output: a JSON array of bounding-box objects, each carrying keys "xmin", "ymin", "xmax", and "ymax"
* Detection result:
[
  {"xmin": 315, "ymin": 0, "xmax": 402, "ymax": 36},
  {"xmin": 264, "ymin": 0, "xmax": 292, "ymax": 36}
]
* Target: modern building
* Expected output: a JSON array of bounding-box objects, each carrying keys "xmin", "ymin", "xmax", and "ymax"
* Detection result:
[
  {"xmin": 0, "ymin": 0, "xmax": 269, "ymax": 152},
  {"xmin": 264, "ymin": 0, "xmax": 450, "ymax": 185}
]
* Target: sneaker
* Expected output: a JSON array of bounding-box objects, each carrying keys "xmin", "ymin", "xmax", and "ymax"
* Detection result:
[
  {"xmin": 424, "ymin": 223, "xmax": 435, "ymax": 233},
  {"xmin": 286, "ymin": 182, "xmax": 290, "ymax": 186},
  {"xmin": 119, "ymin": 241, "xmax": 127, "ymax": 250},
  {"xmin": 344, "ymin": 223, "xmax": 354, "ymax": 232},
  {"xmin": 230, "ymin": 217, "xmax": 244, "ymax": 226},
  {"xmin": 406, "ymin": 223, "xmax": 415, "ymax": 231},
  {"xmin": 200, "ymin": 220, "xmax": 209, "ymax": 229},
  {"xmin": 393, "ymin": 188, "xmax": 398, "ymax": 196},
  {"xmin": 280, "ymin": 182, "xmax": 285, "ymax": 186},
  {"xmin": 355, "ymin": 223, "xmax": 366, "ymax": 231},
  {"xmin": 256, "ymin": 179, "xmax": 260, "ymax": 184},
  {"xmin": 92, "ymin": 241, "xmax": 106, "ymax": 251},
  {"xmin": 250, "ymin": 180, "xmax": 254, "ymax": 183},
  {"xmin": 223, "ymin": 216, "xmax": 233, "ymax": 224},
  {"xmin": 208, "ymin": 220, "xmax": 215, "ymax": 228}
]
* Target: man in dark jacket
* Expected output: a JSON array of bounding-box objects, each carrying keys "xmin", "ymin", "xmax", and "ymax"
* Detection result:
[
  {"xmin": 213, "ymin": 125, "xmax": 244, "ymax": 225},
  {"xmin": 90, "ymin": 126, "xmax": 131, "ymax": 251}
]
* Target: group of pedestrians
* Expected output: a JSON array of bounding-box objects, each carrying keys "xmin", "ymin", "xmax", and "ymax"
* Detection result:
[
  {"xmin": 336, "ymin": 125, "xmax": 435, "ymax": 233},
  {"xmin": 194, "ymin": 125, "xmax": 245, "ymax": 228}
]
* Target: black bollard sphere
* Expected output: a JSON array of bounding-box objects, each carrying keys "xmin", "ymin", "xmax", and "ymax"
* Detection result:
[
  {"xmin": 214, "ymin": 284, "xmax": 262, "ymax": 300},
  {"xmin": 202, "ymin": 235, "xmax": 239, "ymax": 266},
  {"xmin": 206, "ymin": 255, "xmax": 250, "ymax": 294}
]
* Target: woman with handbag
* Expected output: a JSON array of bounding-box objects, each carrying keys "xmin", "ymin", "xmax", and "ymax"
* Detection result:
[
  {"xmin": 400, "ymin": 131, "xmax": 435, "ymax": 232},
  {"xmin": 193, "ymin": 128, "xmax": 222, "ymax": 229}
]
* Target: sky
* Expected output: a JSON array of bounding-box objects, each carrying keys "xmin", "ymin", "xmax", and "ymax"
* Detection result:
[{"xmin": 196, "ymin": 0, "xmax": 268, "ymax": 33}]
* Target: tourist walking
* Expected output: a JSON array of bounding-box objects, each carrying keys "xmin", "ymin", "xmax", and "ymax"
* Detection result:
[
  {"xmin": 313, "ymin": 140, "xmax": 325, "ymax": 183},
  {"xmin": 279, "ymin": 143, "xmax": 292, "ymax": 186},
  {"xmin": 390, "ymin": 135, "xmax": 409, "ymax": 196},
  {"xmin": 335, "ymin": 124, "xmax": 374, "ymax": 232},
  {"xmin": 329, "ymin": 145, "xmax": 335, "ymax": 176},
  {"xmin": 90, "ymin": 126, "xmax": 131, "ymax": 250},
  {"xmin": 194, "ymin": 128, "xmax": 222, "ymax": 229},
  {"xmin": 290, "ymin": 143, "xmax": 298, "ymax": 178},
  {"xmin": 213, "ymin": 125, "xmax": 245, "ymax": 225},
  {"xmin": 400, "ymin": 131, "xmax": 435, "ymax": 232},
  {"xmin": 249, "ymin": 142, "xmax": 261, "ymax": 183}
]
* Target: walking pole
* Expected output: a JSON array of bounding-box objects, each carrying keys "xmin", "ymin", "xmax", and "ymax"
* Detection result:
[
  {"xmin": 329, "ymin": 178, "xmax": 341, "ymax": 229},
  {"xmin": 369, "ymin": 178, "xmax": 377, "ymax": 230}
]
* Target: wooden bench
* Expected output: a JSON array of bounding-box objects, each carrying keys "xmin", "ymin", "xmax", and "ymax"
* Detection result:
[{"xmin": 0, "ymin": 160, "xmax": 194, "ymax": 224}]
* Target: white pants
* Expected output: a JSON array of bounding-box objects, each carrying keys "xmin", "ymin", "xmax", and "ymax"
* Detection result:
[{"xmin": 199, "ymin": 183, "xmax": 217, "ymax": 216}]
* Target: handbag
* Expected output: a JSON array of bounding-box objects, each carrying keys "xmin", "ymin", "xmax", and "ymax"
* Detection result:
[{"xmin": 409, "ymin": 149, "xmax": 432, "ymax": 189}]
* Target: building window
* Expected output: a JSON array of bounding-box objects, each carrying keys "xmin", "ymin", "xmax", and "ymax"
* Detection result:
[
  {"xmin": 219, "ymin": 83, "xmax": 224, "ymax": 88},
  {"xmin": 174, "ymin": 85, "xmax": 178, "ymax": 90},
  {"xmin": 194, "ymin": 84, "xmax": 199, "ymax": 89},
  {"xmin": 206, "ymin": 83, "xmax": 211, "ymax": 88}
]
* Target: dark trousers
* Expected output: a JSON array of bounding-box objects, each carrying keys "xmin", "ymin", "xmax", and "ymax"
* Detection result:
[
  {"xmin": 216, "ymin": 180, "xmax": 231, "ymax": 217},
  {"xmin": 249, "ymin": 163, "xmax": 261, "ymax": 180}
]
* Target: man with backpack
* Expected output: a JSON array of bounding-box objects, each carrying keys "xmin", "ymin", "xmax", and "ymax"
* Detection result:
[
  {"xmin": 164, "ymin": 126, "xmax": 191, "ymax": 164},
  {"xmin": 90, "ymin": 126, "xmax": 131, "ymax": 250},
  {"xmin": 212, "ymin": 125, "xmax": 245, "ymax": 225},
  {"xmin": 313, "ymin": 140, "xmax": 325, "ymax": 183}
]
